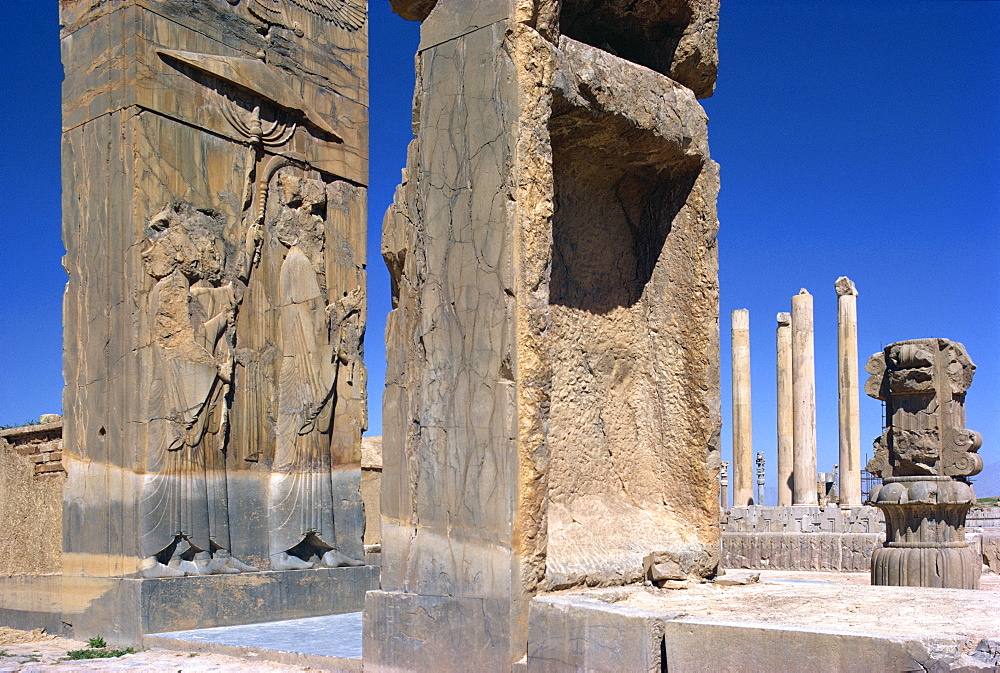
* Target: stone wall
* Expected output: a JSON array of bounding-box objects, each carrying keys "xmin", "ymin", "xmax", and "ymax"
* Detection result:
[
  {"xmin": 968, "ymin": 506, "xmax": 1000, "ymax": 530},
  {"xmin": 720, "ymin": 505, "xmax": 1000, "ymax": 572},
  {"xmin": 0, "ymin": 421, "xmax": 65, "ymax": 479},
  {"xmin": 0, "ymin": 422, "xmax": 65, "ymax": 575},
  {"xmin": 720, "ymin": 506, "xmax": 883, "ymax": 572},
  {"xmin": 361, "ymin": 436, "xmax": 382, "ymax": 548}
]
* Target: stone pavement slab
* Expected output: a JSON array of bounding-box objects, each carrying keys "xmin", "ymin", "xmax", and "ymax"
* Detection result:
[{"xmin": 146, "ymin": 612, "xmax": 364, "ymax": 671}]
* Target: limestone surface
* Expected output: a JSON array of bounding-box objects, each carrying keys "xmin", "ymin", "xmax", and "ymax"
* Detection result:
[
  {"xmin": 61, "ymin": 0, "xmax": 368, "ymax": 581},
  {"xmin": 371, "ymin": 0, "xmax": 721, "ymax": 669}
]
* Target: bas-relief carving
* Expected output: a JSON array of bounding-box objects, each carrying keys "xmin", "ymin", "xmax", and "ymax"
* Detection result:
[
  {"xmin": 128, "ymin": 22, "xmax": 365, "ymax": 578},
  {"xmin": 267, "ymin": 173, "xmax": 363, "ymax": 570},
  {"xmin": 138, "ymin": 182, "xmax": 365, "ymax": 576},
  {"xmin": 140, "ymin": 203, "xmax": 257, "ymax": 577},
  {"xmin": 231, "ymin": 0, "xmax": 366, "ymax": 34},
  {"xmin": 157, "ymin": 49, "xmax": 343, "ymax": 143}
]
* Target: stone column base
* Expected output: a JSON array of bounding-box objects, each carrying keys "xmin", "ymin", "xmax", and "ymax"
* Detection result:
[{"xmin": 872, "ymin": 545, "xmax": 980, "ymax": 589}]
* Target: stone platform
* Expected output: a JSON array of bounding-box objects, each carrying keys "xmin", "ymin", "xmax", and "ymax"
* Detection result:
[
  {"xmin": 0, "ymin": 565, "xmax": 378, "ymax": 647},
  {"xmin": 527, "ymin": 571, "xmax": 1000, "ymax": 671},
  {"xmin": 146, "ymin": 612, "xmax": 365, "ymax": 671}
]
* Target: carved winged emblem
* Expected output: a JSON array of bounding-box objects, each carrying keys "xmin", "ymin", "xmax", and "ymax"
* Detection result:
[{"xmin": 231, "ymin": 0, "xmax": 366, "ymax": 32}]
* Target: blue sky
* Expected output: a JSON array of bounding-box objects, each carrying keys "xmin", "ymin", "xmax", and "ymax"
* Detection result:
[{"xmin": 1, "ymin": 2, "xmax": 997, "ymax": 497}]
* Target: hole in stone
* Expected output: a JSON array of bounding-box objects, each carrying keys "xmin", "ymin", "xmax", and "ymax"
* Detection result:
[
  {"xmin": 558, "ymin": 0, "xmax": 692, "ymax": 77},
  {"xmin": 548, "ymin": 94, "xmax": 700, "ymax": 313}
]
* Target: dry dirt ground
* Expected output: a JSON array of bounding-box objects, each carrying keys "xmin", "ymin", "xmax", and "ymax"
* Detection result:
[{"xmin": 0, "ymin": 628, "xmax": 306, "ymax": 672}]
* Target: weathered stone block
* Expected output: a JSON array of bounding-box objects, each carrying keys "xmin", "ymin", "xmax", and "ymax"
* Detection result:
[
  {"xmin": 372, "ymin": 0, "xmax": 720, "ymax": 667},
  {"xmin": 527, "ymin": 594, "xmax": 670, "ymax": 672},
  {"xmin": 61, "ymin": 0, "xmax": 368, "ymax": 579},
  {"xmin": 643, "ymin": 544, "xmax": 719, "ymax": 583},
  {"xmin": 364, "ymin": 591, "xmax": 515, "ymax": 673},
  {"xmin": 0, "ymin": 566, "xmax": 378, "ymax": 647}
]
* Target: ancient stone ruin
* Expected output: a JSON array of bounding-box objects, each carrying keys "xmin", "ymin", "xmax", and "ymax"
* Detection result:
[
  {"xmin": 866, "ymin": 338, "xmax": 983, "ymax": 589},
  {"xmin": 0, "ymin": 0, "xmax": 375, "ymax": 641},
  {"xmin": 367, "ymin": 0, "xmax": 721, "ymax": 669}
]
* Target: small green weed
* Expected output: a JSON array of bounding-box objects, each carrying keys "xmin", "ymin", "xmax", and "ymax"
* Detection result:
[
  {"xmin": 87, "ymin": 636, "xmax": 107, "ymax": 649},
  {"xmin": 0, "ymin": 419, "xmax": 41, "ymax": 430},
  {"xmin": 65, "ymin": 647, "xmax": 135, "ymax": 660}
]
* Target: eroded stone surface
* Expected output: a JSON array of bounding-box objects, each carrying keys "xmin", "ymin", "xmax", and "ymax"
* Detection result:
[
  {"xmin": 866, "ymin": 339, "xmax": 983, "ymax": 588},
  {"xmin": 0, "ymin": 432, "xmax": 64, "ymax": 575},
  {"xmin": 61, "ymin": 0, "xmax": 368, "ymax": 581},
  {"xmin": 372, "ymin": 0, "xmax": 720, "ymax": 668}
]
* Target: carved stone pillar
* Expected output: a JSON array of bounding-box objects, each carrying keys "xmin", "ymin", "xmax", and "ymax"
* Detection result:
[
  {"xmin": 775, "ymin": 312, "xmax": 793, "ymax": 506},
  {"xmin": 56, "ymin": 0, "xmax": 373, "ymax": 641},
  {"xmin": 791, "ymin": 289, "xmax": 817, "ymax": 505},
  {"xmin": 732, "ymin": 309, "xmax": 753, "ymax": 506},
  {"xmin": 865, "ymin": 339, "xmax": 983, "ymax": 589},
  {"xmin": 720, "ymin": 461, "xmax": 729, "ymax": 512},
  {"xmin": 755, "ymin": 452, "xmax": 766, "ymax": 507},
  {"xmin": 836, "ymin": 277, "xmax": 862, "ymax": 506},
  {"xmin": 368, "ymin": 1, "xmax": 722, "ymax": 668}
]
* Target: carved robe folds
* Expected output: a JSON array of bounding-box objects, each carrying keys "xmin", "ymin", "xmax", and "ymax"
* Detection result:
[{"xmin": 58, "ymin": 0, "xmax": 370, "ymax": 638}]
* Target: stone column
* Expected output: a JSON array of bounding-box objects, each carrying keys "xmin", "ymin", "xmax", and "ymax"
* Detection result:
[
  {"xmin": 835, "ymin": 277, "xmax": 862, "ymax": 506},
  {"xmin": 866, "ymin": 339, "xmax": 983, "ymax": 589},
  {"xmin": 719, "ymin": 461, "xmax": 729, "ymax": 512},
  {"xmin": 791, "ymin": 289, "xmax": 818, "ymax": 505},
  {"xmin": 775, "ymin": 312, "xmax": 794, "ymax": 506},
  {"xmin": 731, "ymin": 309, "xmax": 753, "ymax": 506},
  {"xmin": 755, "ymin": 452, "xmax": 766, "ymax": 507}
]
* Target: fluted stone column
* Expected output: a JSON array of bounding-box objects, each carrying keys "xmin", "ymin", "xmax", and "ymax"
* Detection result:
[
  {"xmin": 731, "ymin": 309, "xmax": 754, "ymax": 506},
  {"xmin": 791, "ymin": 289, "xmax": 817, "ymax": 505},
  {"xmin": 775, "ymin": 312, "xmax": 793, "ymax": 506},
  {"xmin": 835, "ymin": 277, "xmax": 862, "ymax": 507}
]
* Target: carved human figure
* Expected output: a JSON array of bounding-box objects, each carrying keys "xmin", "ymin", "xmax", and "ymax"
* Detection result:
[
  {"xmin": 139, "ymin": 202, "xmax": 257, "ymax": 577},
  {"xmin": 267, "ymin": 174, "xmax": 363, "ymax": 569}
]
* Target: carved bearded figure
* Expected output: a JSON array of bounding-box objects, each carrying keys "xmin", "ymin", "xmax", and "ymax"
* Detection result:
[
  {"xmin": 267, "ymin": 174, "xmax": 363, "ymax": 569},
  {"xmin": 139, "ymin": 203, "xmax": 256, "ymax": 577}
]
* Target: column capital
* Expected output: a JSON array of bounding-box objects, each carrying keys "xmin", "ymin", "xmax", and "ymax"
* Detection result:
[
  {"xmin": 835, "ymin": 276, "xmax": 858, "ymax": 297},
  {"xmin": 776, "ymin": 312, "xmax": 790, "ymax": 326}
]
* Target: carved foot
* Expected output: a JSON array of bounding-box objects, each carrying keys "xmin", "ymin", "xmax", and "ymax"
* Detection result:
[
  {"xmin": 213, "ymin": 552, "xmax": 259, "ymax": 573},
  {"xmin": 141, "ymin": 557, "xmax": 185, "ymax": 578},
  {"xmin": 320, "ymin": 550, "xmax": 365, "ymax": 568},
  {"xmin": 270, "ymin": 552, "xmax": 316, "ymax": 570},
  {"xmin": 208, "ymin": 556, "xmax": 242, "ymax": 574}
]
